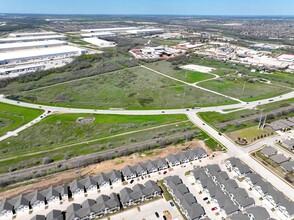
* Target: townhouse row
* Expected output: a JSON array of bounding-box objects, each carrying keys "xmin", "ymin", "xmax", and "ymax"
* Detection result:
[
  {"xmin": 0, "ymin": 147, "xmax": 207, "ymax": 219},
  {"xmin": 164, "ymin": 175, "xmax": 205, "ymax": 220},
  {"xmin": 226, "ymin": 157, "xmax": 294, "ymax": 219},
  {"xmin": 30, "ymin": 180, "xmax": 162, "ymax": 220},
  {"xmin": 191, "ymin": 164, "xmax": 274, "ymax": 220}
]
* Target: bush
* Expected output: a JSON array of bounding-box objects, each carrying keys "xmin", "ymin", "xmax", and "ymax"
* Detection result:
[{"xmin": 43, "ymin": 157, "xmax": 53, "ymax": 165}]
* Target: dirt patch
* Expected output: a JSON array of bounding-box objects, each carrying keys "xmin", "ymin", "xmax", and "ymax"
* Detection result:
[{"xmin": 0, "ymin": 140, "xmax": 208, "ymax": 200}]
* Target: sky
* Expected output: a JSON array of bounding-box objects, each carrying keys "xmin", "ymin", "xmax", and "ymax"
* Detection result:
[{"xmin": 1, "ymin": 0, "xmax": 294, "ymax": 16}]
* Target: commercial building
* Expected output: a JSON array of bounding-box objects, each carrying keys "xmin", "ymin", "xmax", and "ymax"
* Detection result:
[
  {"xmin": 0, "ymin": 35, "xmax": 67, "ymax": 43},
  {"xmin": 0, "ymin": 64, "xmax": 46, "ymax": 76},
  {"xmin": 0, "ymin": 46, "xmax": 86, "ymax": 65},
  {"xmin": 126, "ymin": 28, "xmax": 165, "ymax": 35},
  {"xmin": 83, "ymin": 37, "xmax": 116, "ymax": 48},
  {"xmin": 9, "ymin": 32, "xmax": 56, "ymax": 38},
  {"xmin": 81, "ymin": 32, "xmax": 116, "ymax": 38},
  {"xmin": 0, "ymin": 40, "xmax": 68, "ymax": 52},
  {"xmin": 81, "ymin": 27, "xmax": 138, "ymax": 33}
]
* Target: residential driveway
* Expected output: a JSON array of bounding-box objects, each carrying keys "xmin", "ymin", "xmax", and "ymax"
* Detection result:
[{"xmin": 101, "ymin": 198, "xmax": 183, "ymax": 220}]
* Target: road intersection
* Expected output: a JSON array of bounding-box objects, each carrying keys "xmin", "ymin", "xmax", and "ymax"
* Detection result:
[{"xmin": 0, "ymin": 90, "xmax": 293, "ymax": 201}]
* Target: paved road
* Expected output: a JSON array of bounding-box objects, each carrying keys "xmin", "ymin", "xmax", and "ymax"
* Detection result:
[{"xmin": 186, "ymin": 112, "xmax": 294, "ymax": 201}]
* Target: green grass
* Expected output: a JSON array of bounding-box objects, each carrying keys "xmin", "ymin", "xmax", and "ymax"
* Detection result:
[
  {"xmin": 145, "ymin": 61, "xmax": 214, "ymax": 83},
  {"xmin": 0, "ymin": 102, "xmax": 43, "ymax": 136},
  {"xmin": 227, "ymin": 126, "xmax": 274, "ymax": 143},
  {"xmin": 0, "ymin": 113, "xmax": 196, "ymax": 174},
  {"xmin": 198, "ymin": 97, "xmax": 294, "ymax": 133},
  {"xmin": 15, "ymin": 66, "xmax": 234, "ymax": 109},
  {"xmin": 198, "ymin": 77, "xmax": 291, "ymax": 102}
]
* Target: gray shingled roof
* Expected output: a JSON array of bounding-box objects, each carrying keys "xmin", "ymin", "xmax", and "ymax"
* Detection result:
[
  {"xmin": 280, "ymin": 160, "xmax": 294, "ymax": 172},
  {"xmin": 69, "ymin": 179, "xmax": 84, "ymax": 192},
  {"xmin": 122, "ymin": 165, "xmax": 136, "ymax": 177},
  {"xmin": 94, "ymin": 173, "xmax": 110, "ymax": 185},
  {"xmin": 30, "ymin": 215, "xmax": 46, "ymax": 220},
  {"xmin": 205, "ymin": 164, "xmax": 221, "ymax": 176},
  {"xmin": 245, "ymin": 173, "xmax": 263, "ymax": 185},
  {"xmin": 260, "ymin": 146, "xmax": 277, "ymax": 157},
  {"xmin": 246, "ymin": 206, "xmax": 270, "ymax": 220},
  {"xmin": 66, "ymin": 203, "xmax": 81, "ymax": 213},
  {"xmin": 270, "ymin": 154, "xmax": 289, "ymax": 164},
  {"xmin": 107, "ymin": 169, "xmax": 122, "ymax": 182},
  {"xmin": 231, "ymin": 212, "xmax": 250, "ymax": 220},
  {"xmin": 46, "ymin": 209, "xmax": 62, "ymax": 220},
  {"xmin": 0, "ymin": 199, "xmax": 13, "ymax": 212},
  {"xmin": 81, "ymin": 199, "xmax": 96, "ymax": 208}
]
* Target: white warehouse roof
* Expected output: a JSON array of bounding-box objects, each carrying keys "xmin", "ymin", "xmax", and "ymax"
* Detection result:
[
  {"xmin": 83, "ymin": 37, "xmax": 116, "ymax": 47},
  {"xmin": 0, "ymin": 35, "xmax": 67, "ymax": 43},
  {"xmin": 126, "ymin": 29, "xmax": 165, "ymax": 34},
  {"xmin": 81, "ymin": 27, "xmax": 138, "ymax": 33},
  {"xmin": 81, "ymin": 32, "xmax": 116, "ymax": 38},
  {"xmin": 0, "ymin": 46, "xmax": 86, "ymax": 63},
  {"xmin": 0, "ymin": 40, "xmax": 68, "ymax": 51},
  {"xmin": 9, "ymin": 32, "xmax": 56, "ymax": 37}
]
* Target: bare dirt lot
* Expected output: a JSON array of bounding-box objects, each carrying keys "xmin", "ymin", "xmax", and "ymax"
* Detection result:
[{"xmin": 0, "ymin": 140, "xmax": 211, "ymax": 200}]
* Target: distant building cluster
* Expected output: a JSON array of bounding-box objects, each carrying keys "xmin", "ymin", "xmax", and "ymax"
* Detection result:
[{"xmin": 0, "ymin": 31, "xmax": 87, "ymax": 78}]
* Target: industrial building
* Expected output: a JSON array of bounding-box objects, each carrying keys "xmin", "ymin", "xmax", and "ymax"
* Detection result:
[
  {"xmin": 0, "ymin": 35, "xmax": 67, "ymax": 43},
  {"xmin": 81, "ymin": 32, "xmax": 116, "ymax": 38},
  {"xmin": 9, "ymin": 32, "xmax": 57, "ymax": 38},
  {"xmin": 0, "ymin": 64, "xmax": 46, "ymax": 76},
  {"xmin": 0, "ymin": 40, "xmax": 68, "ymax": 52},
  {"xmin": 126, "ymin": 28, "xmax": 165, "ymax": 35},
  {"xmin": 81, "ymin": 27, "xmax": 138, "ymax": 33},
  {"xmin": 0, "ymin": 46, "xmax": 86, "ymax": 65},
  {"xmin": 83, "ymin": 38, "xmax": 116, "ymax": 48}
]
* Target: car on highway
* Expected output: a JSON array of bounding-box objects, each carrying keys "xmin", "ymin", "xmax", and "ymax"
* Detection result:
[
  {"xmin": 155, "ymin": 212, "xmax": 159, "ymax": 218},
  {"xmin": 162, "ymin": 111, "xmax": 165, "ymax": 113},
  {"xmin": 170, "ymin": 201, "xmax": 175, "ymax": 207},
  {"xmin": 218, "ymin": 132, "xmax": 222, "ymax": 136}
]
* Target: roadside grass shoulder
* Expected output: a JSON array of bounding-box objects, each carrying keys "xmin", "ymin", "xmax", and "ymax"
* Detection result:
[{"xmin": 0, "ymin": 102, "xmax": 43, "ymax": 136}]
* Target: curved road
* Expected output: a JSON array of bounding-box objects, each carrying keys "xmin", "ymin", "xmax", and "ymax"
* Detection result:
[{"xmin": 0, "ymin": 90, "xmax": 293, "ymax": 200}]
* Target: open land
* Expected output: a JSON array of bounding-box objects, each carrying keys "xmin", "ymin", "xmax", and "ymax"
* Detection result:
[{"xmin": 13, "ymin": 66, "xmax": 234, "ymax": 109}]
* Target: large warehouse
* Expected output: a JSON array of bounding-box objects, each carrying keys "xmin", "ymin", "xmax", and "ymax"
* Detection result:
[
  {"xmin": 81, "ymin": 32, "xmax": 116, "ymax": 38},
  {"xmin": 0, "ymin": 46, "xmax": 86, "ymax": 65},
  {"xmin": 83, "ymin": 38, "xmax": 116, "ymax": 47},
  {"xmin": 0, "ymin": 40, "xmax": 68, "ymax": 52},
  {"xmin": 81, "ymin": 27, "xmax": 138, "ymax": 33},
  {"xmin": 0, "ymin": 35, "xmax": 67, "ymax": 43},
  {"xmin": 126, "ymin": 28, "xmax": 165, "ymax": 35},
  {"xmin": 9, "ymin": 32, "xmax": 57, "ymax": 37},
  {"xmin": 0, "ymin": 64, "xmax": 46, "ymax": 76}
]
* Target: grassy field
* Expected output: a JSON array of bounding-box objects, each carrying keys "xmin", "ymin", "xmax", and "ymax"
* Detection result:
[
  {"xmin": 15, "ymin": 66, "xmax": 234, "ymax": 109},
  {"xmin": 0, "ymin": 113, "xmax": 221, "ymax": 174},
  {"xmin": 198, "ymin": 98, "xmax": 294, "ymax": 132},
  {"xmin": 227, "ymin": 126, "xmax": 274, "ymax": 144},
  {"xmin": 0, "ymin": 103, "xmax": 43, "ymax": 136},
  {"xmin": 145, "ymin": 61, "xmax": 215, "ymax": 83},
  {"xmin": 198, "ymin": 77, "xmax": 291, "ymax": 102}
]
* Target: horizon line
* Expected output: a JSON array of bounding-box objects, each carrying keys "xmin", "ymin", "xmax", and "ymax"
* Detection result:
[{"xmin": 1, "ymin": 12, "xmax": 294, "ymax": 17}]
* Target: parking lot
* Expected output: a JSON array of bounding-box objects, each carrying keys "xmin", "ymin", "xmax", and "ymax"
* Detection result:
[{"xmin": 102, "ymin": 198, "xmax": 183, "ymax": 220}]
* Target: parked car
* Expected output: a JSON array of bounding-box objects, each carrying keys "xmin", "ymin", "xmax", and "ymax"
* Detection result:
[
  {"xmin": 211, "ymin": 207, "xmax": 217, "ymax": 211},
  {"xmin": 203, "ymin": 197, "xmax": 208, "ymax": 201},
  {"xmin": 130, "ymin": 180, "xmax": 134, "ymax": 184},
  {"xmin": 170, "ymin": 201, "xmax": 175, "ymax": 207},
  {"xmin": 163, "ymin": 171, "xmax": 167, "ymax": 175},
  {"xmin": 155, "ymin": 212, "xmax": 159, "ymax": 218}
]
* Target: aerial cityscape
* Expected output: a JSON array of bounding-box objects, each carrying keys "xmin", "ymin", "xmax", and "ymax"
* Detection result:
[{"xmin": 0, "ymin": 1, "xmax": 293, "ymax": 220}]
